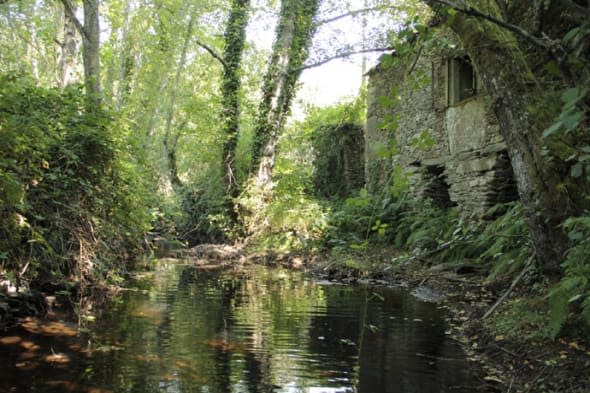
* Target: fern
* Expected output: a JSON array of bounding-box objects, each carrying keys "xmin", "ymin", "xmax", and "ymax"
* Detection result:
[
  {"xmin": 548, "ymin": 214, "xmax": 590, "ymax": 339},
  {"xmin": 477, "ymin": 203, "xmax": 532, "ymax": 279}
]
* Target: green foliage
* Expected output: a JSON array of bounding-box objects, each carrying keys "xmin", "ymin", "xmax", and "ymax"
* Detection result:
[
  {"xmin": 397, "ymin": 202, "xmax": 532, "ymax": 273},
  {"xmin": 306, "ymin": 99, "xmax": 366, "ymax": 202},
  {"xmin": 0, "ymin": 74, "xmax": 154, "ymax": 288},
  {"xmin": 311, "ymin": 122, "xmax": 365, "ymax": 199},
  {"xmin": 239, "ymin": 99, "xmax": 367, "ymax": 252},
  {"xmin": 488, "ymin": 297, "xmax": 551, "ymax": 341},
  {"xmin": 548, "ymin": 214, "xmax": 590, "ymax": 338},
  {"xmin": 393, "ymin": 199, "xmax": 458, "ymax": 252},
  {"xmin": 176, "ymin": 185, "xmax": 232, "ymax": 246},
  {"xmin": 323, "ymin": 190, "xmax": 408, "ymax": 253},
  {"xmin": 303, "ymin": 98, "xmax": 366, "ymax": 128},
  {"xmin": 543, "ymin": 86, "xmax": 588, "ymax": 138},
  {"xmin": 238, "ymin": 179, "xmax": 328, "ymax": 253},
  {"xmin": 238, "ymin": 122, "xmax": 328, "ymax": 252},
  {"xmin": 476, "ymin": 203, "xmax": 532, "ymax": 279}
]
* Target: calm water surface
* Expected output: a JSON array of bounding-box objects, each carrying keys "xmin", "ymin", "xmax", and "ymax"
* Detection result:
[{"xmin": 0, "ymin": 261, "xmax": 478, "ymax": 393}]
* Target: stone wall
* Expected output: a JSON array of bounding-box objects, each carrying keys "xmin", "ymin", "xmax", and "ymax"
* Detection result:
[
  {"xmin": 365, "ymin": 56, "xmax": 448, "ymax": 195},
  {"xmin": 312, "ymin": 123, "xmax": 365, "ymax": 199},
  {"xmin": 365, "ymin": 37, "xmax": 518, "ymax": 216}
]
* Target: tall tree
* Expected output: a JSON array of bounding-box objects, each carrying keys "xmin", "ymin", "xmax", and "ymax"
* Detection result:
[
  {"xmin": 423, "ymin": 0, "xmax": 590, "ymax": 276},
  {"xmin": 114, "ymin": 0, "xmax": 133, "ymax": 111},
  {"xmin": 163, "ymin": 12, "xmax": 195, "ymax": 190},
  {"xmin": 57, "ymin": 7, "xmax": 78, "ymax": 88},
  {"xmin": 61, "ymin": 0, "xmax": 101, "ymax": 104},
  {"xmin": 221, "ymin": 0, "xmax": 250, "ymax": 214},
  {"xmin": 250, "ymin": 0, "xmax": 321, "ymax": 190}
]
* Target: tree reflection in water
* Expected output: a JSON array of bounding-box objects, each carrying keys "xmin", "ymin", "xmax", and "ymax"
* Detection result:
[{"xmin": 0, "ymin": 262, "xmax": 477, "ymax": 393}]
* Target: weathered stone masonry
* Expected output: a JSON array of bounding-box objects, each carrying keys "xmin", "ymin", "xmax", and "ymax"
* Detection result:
[{"xmin": 365, "ymin": 42, "xmax": 518, "ymax": 216}]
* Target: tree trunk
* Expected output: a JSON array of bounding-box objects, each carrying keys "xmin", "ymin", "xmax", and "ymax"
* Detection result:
[
  {"xmin": 60, "ymin": 0, "xmax": 101, "ymax": 104},
  {"xmin": 82, "ymin": 0, "xmax": 101, "ymax": 105},
  {"xmin": 221, "ymin": 0, "xmax": 250, "ymax": 210},
  {"xmin": 426, "ymin": 0, "xmax": 570, "ymax": 276},
  {"xmin": 163, "ymin": 12, "xmax": 195, "ymax": 191},
  {"xmin": 58, "ymin": 8, "xmax": 78, "ymax": 89},
  {"xmin": 115, "ymin": 0, "xmax": 133, "ymax": 112},
  {"xmin": 250, "ymin": 0, "xmax": 320, "ymax": 191}
]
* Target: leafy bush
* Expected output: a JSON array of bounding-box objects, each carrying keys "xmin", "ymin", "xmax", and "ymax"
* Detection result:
[
  {"xmin": 474, "ymin": 203, "xmax": 532, "ymax": 278},
  {"xmin": 0, "ymin": 74, "xmax": 154, "ymax": 289},
  {"xmin": 176, "ymin": 185, "xmax": 232, "ymax": 246},
  {"xmin": 548, "ymin": 214, "xmax": 590, "ymax": 338}
]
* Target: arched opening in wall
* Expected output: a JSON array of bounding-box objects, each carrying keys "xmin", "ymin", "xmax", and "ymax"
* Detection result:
[
  {"xmin": 422, "ymin": 162, "xmax": 455, "ymax": 208},
  {"xmin": 483, "ymin": 150, "xmax": 519, "ymax": 218}
]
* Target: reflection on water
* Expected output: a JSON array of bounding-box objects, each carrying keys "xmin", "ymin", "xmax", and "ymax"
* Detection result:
[{"xmin": 0, "ymin": 262, "xmax": 478, "ymax": 393}]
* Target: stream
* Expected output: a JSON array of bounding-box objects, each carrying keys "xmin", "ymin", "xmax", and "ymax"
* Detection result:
[{"xmin": 0, "ymin": 260, "xmax": 479, "ymax": 393}]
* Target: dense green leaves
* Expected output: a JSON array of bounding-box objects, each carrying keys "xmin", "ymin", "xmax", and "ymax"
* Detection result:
[{"xmin": 0, "ymin": 75, "xmax": 154, "ymax": 287}]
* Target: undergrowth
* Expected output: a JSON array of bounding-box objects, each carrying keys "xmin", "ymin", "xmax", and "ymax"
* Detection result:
[
  {"xmin": 548, "ymin": 214, "xmax": 590, "ymax": 338},
  {"xmin": 0, "ymin": 74, "xmax": 155, "ymax": 291}
]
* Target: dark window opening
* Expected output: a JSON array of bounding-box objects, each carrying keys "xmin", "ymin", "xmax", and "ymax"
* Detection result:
[
  {"xmin": 422, "ymin": 164, "xmax": 455, "ymax": 208},
  {"xmin": 483, "ymin": 150, "xmax": 519, "ymax": 219},
  {"xmin": 448, "ymin": 56, "xmax": 477, "ymax": 105}
]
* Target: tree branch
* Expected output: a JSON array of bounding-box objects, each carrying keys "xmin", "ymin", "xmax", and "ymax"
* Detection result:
[
  {"xmin": 299, "ymin": 47, "xmax": 394, "ymax": 71},
  {"xmin": 315, "ymin": 6, "xmax": 391, "ymax": 27},
  {"xmin": 431, "ymin": 0, "xmax": 554, "ymax": 51},
  {"xmin": 59, "ymin": 0, "xmax": 89, "ymax": 42},
  {"xmin": 195, "ymin": 39, "xmax": 229, "ymax": 71}
]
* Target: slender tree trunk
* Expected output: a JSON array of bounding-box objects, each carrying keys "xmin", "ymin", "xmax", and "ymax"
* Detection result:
[
  {"xmin": 60, "ymin": 0, "xmax": 101, "ymax": 105},
  {"xmin": 426, "ymin": 0, "xmax": 571, "ymax": 276},
  {"xmin": 251, "ymin": 0, "xmax": 320, "ymax": 191},
  {"xmin": 221, "ymin": 0, "xmax": 250, "ymax": 218},
  {"xmin": 115, "ymin": 0, "xmax": 133, "ymax": 111},
  {"xmin": 83, "ymin": 0, "xmax": 101, "ymax": 105},
  {"xmin": 163, "ymin": 12, "xmax": 195, "ymax": 191},
  {"xmin": 58, "ymin": 9, "xmax": 78, "ymax": 89}
]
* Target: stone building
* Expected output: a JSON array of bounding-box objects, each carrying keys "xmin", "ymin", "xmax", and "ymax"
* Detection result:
[{"xmin": 365, "ymin": 38, "xmax": 518, "ymax": 216}]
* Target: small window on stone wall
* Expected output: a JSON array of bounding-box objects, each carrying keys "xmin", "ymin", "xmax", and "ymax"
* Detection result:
[{"xmin": 448, "ymin": 56, "xmax": 477, "ymax": 105}]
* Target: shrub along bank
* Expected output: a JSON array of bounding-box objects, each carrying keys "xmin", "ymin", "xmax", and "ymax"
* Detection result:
[{"xmin": 0, "ymin": 75, "xmax": 155, "ymax": 300}]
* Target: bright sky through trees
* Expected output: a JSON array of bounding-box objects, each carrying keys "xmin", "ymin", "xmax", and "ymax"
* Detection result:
[{"xmin": 246, "ymin": 0, "xmax": 391, "ymax": 117}]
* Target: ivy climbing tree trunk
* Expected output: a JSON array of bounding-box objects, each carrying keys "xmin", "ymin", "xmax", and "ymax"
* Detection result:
[
  {"xmin": 425, "ymin": 0, "xmax": 574, "ymax": 276},
  {"xmin": 115, "ymin": 0, "xmax": 133, "ymax": 112},
  {"xmin": 221, "ymin": 0, "xmax": 250, "ymax": 216},
  {"xmin": 250, "ymin": 0, "xmax": 320, "ymax": 191}
]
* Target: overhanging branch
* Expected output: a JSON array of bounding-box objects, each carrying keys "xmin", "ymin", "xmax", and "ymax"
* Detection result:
[
  {"xmin": 431, "ymin": 0, "xmax": 554, "ymax": 50},
  {"xmin": 195, "ymin": 39, "xmax": 228, "ymax": 71},
  {"xmin": 59, "ymin": 0, "xmax": 89, "ymax": 42},
  {"xmin": 315, "ymin": 6, "xmax": 392, "ymax": 27},
  {"xmin": 299, "ymin": 47, "xmax": 394, "ymax": 71}
]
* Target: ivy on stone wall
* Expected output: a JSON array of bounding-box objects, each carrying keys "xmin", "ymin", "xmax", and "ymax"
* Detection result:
[{"xmin": 312, "ymin": 123, "xmax": 365, "ymax": 200}]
